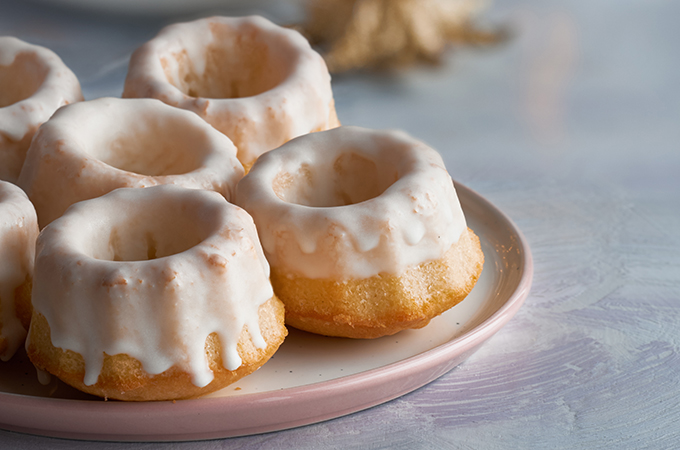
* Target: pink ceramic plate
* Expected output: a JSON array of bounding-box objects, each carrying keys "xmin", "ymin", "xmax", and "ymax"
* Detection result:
[{"xmin": 0, "ymin": 182, "xmax": 532, "ymax": 442}]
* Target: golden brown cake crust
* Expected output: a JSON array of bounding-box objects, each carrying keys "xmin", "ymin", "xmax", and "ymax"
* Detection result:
[
  {"xmin": 272, "ymin": 227, "xmax": 484, "ymax": 339},
  {"xmin": 26, "ymin": 296, "xmax": 287, "ymax": 401}
]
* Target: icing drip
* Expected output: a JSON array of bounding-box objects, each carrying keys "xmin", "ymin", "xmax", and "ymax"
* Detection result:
[
  {"xmin": 0, "ymin": 181, "xmax": 38, "ymax": 361},
  {"xmin": 235, "ymin": 126, "xmax": 467, "ymax": 280},
  {"xmin": 28, "ymin": 186, "xmax": 272, "ymax": 387},
  {"xmin": 36, "ymin": 368, "xmax": 52, "ymax": 386}
]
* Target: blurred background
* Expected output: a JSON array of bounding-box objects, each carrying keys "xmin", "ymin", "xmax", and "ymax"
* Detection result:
[{"xmin": 1, "ymin": 0, "xmax": 677, "ymax": 195}]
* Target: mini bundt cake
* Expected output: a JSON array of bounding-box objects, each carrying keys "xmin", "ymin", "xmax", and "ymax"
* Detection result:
[
  {"xmin": 0, "ymin": 36, "xmax": 83, "ymax": 183},
  {"xmin": 235, "ymin": 126, "xmax": 484, "ymax": 339},
  {"xmin": 122, "ymin": 15, "xmax": 340, "ymax": 170},
  {"xmin": 17, "ymin": 96, "xmax": 244, "ymax": 228},
  {"xmin": 26, "ymin": 185, "xmax": 287, "ymax": 401}
]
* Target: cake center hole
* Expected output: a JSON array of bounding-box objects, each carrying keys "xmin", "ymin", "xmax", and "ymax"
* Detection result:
[
  {"xmin": 163, "ymin": 25, "xmax": 291, "ymax": 99},
  {"xmin": 275, "ymin": 152, "xmax": 399, "ymax": 207},
  {"xmin": 94, "ymin": 114, "xmax": 209, "ymax": 177},
  {"xmin": 95, "ymin": 199, "xmax": 214, "ymax": 262},
  {"xmin": 0, "ymin": 53, "xmax": 47, "ymax": 108}
]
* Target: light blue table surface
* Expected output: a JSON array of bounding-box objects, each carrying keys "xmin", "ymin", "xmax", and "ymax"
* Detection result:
[{"xmin": 1, "ymin": 0, "xmax": 678, "ymax": 448}]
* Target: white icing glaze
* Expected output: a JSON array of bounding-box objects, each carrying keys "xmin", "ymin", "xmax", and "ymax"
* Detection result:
[
  {"xmin": 27, "ymin": 185, "xmax": 273, "ymax": 387},
  {"xmin": 0, "ymin": 181, "xmax": 39, "ymax": 361},
  {"xmin": 17, "ymin": 96, "xmax": 244, "ymax": 228},
  {"xmin": 0, "ymin": 36, "xmax": 83, "ymax": 183},
  {"xmin": 35, "ymin": 367, "xmax": 51, "ymax": 386},
  {"xmin": 234, "ymin": 126, "xmax": 467, "ymax": 280},
  {"xmin": 122, "ymin": 15, "xmax": 337, "ymax": 168}
]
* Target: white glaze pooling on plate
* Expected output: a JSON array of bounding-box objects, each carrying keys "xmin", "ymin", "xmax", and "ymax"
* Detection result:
[
  {"xmin": 0, "ymin": 181, "xmax": 38, "ymax": 361},
  {"xmin": 122, "ymin": 15, "xmax": 337, "ymax": 168},
  {"xmin": 0, "ymin": 36, "xmax": 83, "ymax": 183},
  {"xmin": 17, "ymin": 97, "xmax": 244, "ymax": 228},
  {"xmin": 27, "ymin": 186, "xmax": 272, "ymax": 387},
  {"xmin": 235, "ymin": 126, "xmax": 467, "ymax": 279}
]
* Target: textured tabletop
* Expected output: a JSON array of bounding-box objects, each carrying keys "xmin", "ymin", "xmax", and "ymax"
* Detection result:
[{"xmin": 1, "ymin": 0, "xmax": 679, "ymax": 448}]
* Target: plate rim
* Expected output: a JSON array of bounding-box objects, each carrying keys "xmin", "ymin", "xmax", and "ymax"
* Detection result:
[{"xmin": 0, "ymin": 181, "xmax": 533, "ymax": 442}]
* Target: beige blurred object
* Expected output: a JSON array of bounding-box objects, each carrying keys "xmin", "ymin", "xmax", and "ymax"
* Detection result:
[{"xmin": 301, "ymin": 0, "xmax": 501, "ymax": 72}]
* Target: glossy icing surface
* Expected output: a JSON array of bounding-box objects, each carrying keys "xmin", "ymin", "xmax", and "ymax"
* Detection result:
[{"xmin": 235, "ymin": 126, "xmax": 467, "ymax": 279}]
